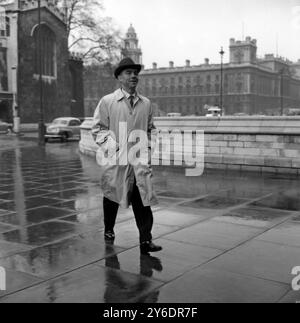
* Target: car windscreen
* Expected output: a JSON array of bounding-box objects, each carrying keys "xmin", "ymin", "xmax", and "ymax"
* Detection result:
[{"xmin": 52, "ymin": 119, "xmax": 68, "ymax": 125}]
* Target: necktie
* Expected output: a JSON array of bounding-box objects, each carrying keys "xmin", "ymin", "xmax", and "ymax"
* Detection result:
[{"xmin": 129, "ymin": 95, "xmax": 134, "ymax": 108}]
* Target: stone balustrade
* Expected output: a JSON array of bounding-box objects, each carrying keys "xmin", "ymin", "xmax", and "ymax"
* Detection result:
[{"xmin": 79, "ymin": 116, "xmax": 300, "ymax": 175}]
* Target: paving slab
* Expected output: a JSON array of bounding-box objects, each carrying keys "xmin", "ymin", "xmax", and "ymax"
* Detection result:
[
  {"xmin": 0, "ymin": 269, "xmax": 43, "ymax": 299},
  {"xmin": 0, "ymin": 240, "xmax": 34, "ymax": 258},
  {"xmin": 0, "ymin": 206, "xmax": 75, "ymax": 226},
  {"xmin": 147, "ymin": 267, "xmax": 289, "ymax": 303},
  {"xmin": 254, "ymin": 221, "xmax": 300, "ymax": 248},
  {"xmin": 0, "ymin": 221, "xmax": 89, "ymax": 246},
  {"xmin": 201, "ymin": 240, "xmax": 300, "ymax": 284},
  {"xmin": 0, "ymin": 237, "xmax": 125, "ymax": 279},
  {"xmin": 96, "ymin": 238, "xmax": 222, "ymax": 283},
  {"xmin": 211, "ymin": 206, "xmax": 293, "ymax": 228},
  {"xmin": 251, "ymin": 190, "xmax": 300, "ymax": 211},
  {"xmin": 163, "ymin": 220, "xmax": 263, "ymax": 251},
  {"xmin": 180, "ymin": 195, "xmax": 250, "ymax": 210},
  {"xmin": 0, "ymin": 265, "xmax": 163, "ymax": 303}
]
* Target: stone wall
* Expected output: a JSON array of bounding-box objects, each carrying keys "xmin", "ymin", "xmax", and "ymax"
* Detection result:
[
  {"xmin": 79, "ymin": 116, "xmax": 300, "ymax": 175},
  {"xmin": 18, "ymin": 7, "xmax": 71, "ymax": 123}
]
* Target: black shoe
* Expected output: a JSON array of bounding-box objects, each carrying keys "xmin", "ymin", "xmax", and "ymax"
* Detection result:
[
  {"xmin": 140, "ymin": 241, "xmax": 162, "ymax": 254},
  {"xmin": 104, "ymin": 231, "xmax": 115, "ymax": 241}
]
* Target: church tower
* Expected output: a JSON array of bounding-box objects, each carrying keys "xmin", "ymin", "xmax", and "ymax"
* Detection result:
[{"xmin": 121, "ymin": 24, "xmax": 142, "ymax": 64}]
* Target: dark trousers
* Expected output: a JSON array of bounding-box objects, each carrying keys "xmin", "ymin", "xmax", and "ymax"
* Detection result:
[{"xmin": 103, "ymin": 180, "xmax": 153, "ymax": 243}]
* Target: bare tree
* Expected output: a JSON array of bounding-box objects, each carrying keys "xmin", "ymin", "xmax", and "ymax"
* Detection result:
[{"xmin": 58, "ymin": 0, "xmax": 122, "ymax": 64}]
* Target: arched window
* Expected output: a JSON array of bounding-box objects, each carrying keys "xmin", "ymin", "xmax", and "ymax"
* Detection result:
[{"xmin": 33, "ymin": 24, "xmax": 56, "ymax": 77}]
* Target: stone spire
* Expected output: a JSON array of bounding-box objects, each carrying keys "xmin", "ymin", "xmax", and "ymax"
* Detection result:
[{"xmin": 121, "ymin": 24, "xmax": 142, "ymax": 65}]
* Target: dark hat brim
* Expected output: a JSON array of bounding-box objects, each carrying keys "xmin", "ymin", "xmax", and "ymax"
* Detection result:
[{"xmin": 114, "ymin": 64, "xmax": 142, "ymax": 79}]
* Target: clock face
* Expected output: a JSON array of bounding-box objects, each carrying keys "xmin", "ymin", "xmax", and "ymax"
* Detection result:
[{"xmin": 234, "ymin": 50, "xmax": 244, "ymax": 63}]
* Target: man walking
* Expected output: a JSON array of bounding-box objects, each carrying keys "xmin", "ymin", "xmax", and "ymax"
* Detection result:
[{"xmin": 92, "ymin": 57, "xmax": 162, "ymax": 254}]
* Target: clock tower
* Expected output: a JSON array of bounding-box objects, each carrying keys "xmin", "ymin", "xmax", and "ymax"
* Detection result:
[
  {"xmin": 230, "ymin": 36, "xmax": 257, "ymax": 64},
  {"xmin": 121, "ymin": 24, "xmax": 143, "ymax": 65}
]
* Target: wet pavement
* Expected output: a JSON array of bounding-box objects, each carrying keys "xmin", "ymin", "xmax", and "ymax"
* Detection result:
[{"xmin": 0, "ymin": 135, "xmax": 300, "ymax": 303}]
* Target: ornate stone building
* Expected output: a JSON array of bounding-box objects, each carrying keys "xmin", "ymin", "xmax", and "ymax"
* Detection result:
[
  {"xmin": 83, "ymin": 25, "xmax": 300, "ymax": 116},
  {"xmin": 0, "ymin": 0, "xmax": 84, "ymax": 124},
  {"xmin": 139, "ymin": 37, "xmax": 300, "ymax": 116}
]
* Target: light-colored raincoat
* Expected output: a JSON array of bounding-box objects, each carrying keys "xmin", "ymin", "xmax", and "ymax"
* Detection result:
[{"xmin": 91, "ymin": 88, "xmax": 158, "ymax": 208}]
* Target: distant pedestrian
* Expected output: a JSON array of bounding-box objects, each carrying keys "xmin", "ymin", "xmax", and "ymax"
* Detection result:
[{"xmin": 92, "ymin": 57, "xmax": 162, "ymax": 254}]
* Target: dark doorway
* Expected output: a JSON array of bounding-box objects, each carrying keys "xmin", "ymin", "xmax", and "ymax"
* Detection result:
[{"xmin": 0, "ymin": 100, "xmax": 11, "ymax": 122}]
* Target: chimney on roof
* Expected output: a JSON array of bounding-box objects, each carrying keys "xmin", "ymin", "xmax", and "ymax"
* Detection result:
[
  {"xmin": 169, "ymin": 61, "xmax": 174, "ymax": 68},
  {"xmin": 205, "ymin": 58, "xmax": 210, "ymax": 65},
  {"xmin": 152, "ymin": 62, "xmax": 157, "ymax": 69},
  {"xmin": 186, "ymin": 59, "xmax": 190, "ymax": 67}
]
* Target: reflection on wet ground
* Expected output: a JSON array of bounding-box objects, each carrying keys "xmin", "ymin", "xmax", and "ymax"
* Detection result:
[{"xmin": 0, "ymin": 137, "xmax": 299, "ymax": 303}]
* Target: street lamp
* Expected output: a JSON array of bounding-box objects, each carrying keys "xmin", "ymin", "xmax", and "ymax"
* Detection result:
[
  {"xmin": 11, "ymin": 66, "xmax": 20, "ymax": 133},
  {"xmin": 219, "ymin": 47, "xmax": 225, "ymax": 116},
  {"xmin": 279, "ymin": 68, "xmax": 285, "ymax": 116},
  {"xmin": 37, "ymin": 0, "xmax": 45, "ymax": 146}
]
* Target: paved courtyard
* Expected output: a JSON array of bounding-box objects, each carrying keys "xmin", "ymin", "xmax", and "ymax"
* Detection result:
[{"xmin": 0, "ymin": 135, "xmax": 300, "ymax": 303}]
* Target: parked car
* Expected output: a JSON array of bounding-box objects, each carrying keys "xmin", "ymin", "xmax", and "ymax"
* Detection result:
[
  {"xmin": 167, "ymin": 113, "xmax": 182, "ymax": 117},
  {"xmin": 0, "ymin": 119, "xmax": 12, "ymax": 134},
  {"xmin": 206, "ymin": 107, "xmax": 222, "ymax": 117},
  {"xmin": 286, "ymin": 109, "xmax": 300, "ymax": 116},
  {"xmin": 45, "ymin": 117, "xmax": 82, "ymax": 142}
]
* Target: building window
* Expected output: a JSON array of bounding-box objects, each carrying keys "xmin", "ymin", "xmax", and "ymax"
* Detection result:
[
  {"xmin": 236, "ymin": 82, "xmax": 243, "ymax": 93},
  {"xmin": 0, "ymin": 47, "xmax": 8, "ymax": 91},
  {"xmin": 33, "ymin": 25, "xmax": 56, "ymax": 77},
  {"xmin": 186, "ymin": 85, "xmax": 191, "ymax": 95},
  {"xmin": 196, "ymin": 76, "xmax": 202, "ymax": 84},
  {"xmin": 0, "ymin": 16, "xmax": 10, "ymax": 37}
]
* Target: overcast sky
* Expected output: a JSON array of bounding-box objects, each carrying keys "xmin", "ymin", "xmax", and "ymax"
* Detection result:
[{"xmin": 103, "ymin": 0, "xmax": 300, "ymax": 68}]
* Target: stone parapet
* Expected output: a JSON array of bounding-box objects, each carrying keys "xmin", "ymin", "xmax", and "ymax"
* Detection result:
[
  {"xmin": 19, "ymin": 0, "xmax": 66, "ymax": 23},
  {"xmin": 79, "ymin": 117, "xmax": 300, "ymax": 175}
]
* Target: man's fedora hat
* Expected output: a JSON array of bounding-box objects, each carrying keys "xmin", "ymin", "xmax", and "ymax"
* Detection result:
[{"xmin": 114, "ymin": 57, "xmax": 142, "ymax": 79}]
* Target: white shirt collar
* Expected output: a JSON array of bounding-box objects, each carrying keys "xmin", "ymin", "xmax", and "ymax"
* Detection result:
[{"xmin": 121, "ymin": 88, "xmax": 137, "ymax": 99}]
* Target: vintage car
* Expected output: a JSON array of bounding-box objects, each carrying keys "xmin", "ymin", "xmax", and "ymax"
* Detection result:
[
  {"xmin": 205, "ymin": 107, "xmax": 222, "ymax": 117},
  {"xmin": 45, "ymin": 117, "xmax": 82, "ymax": 142},
  {"xmin": 0, "ymin": 119, "xmax": 12, "ymax": 134}
]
